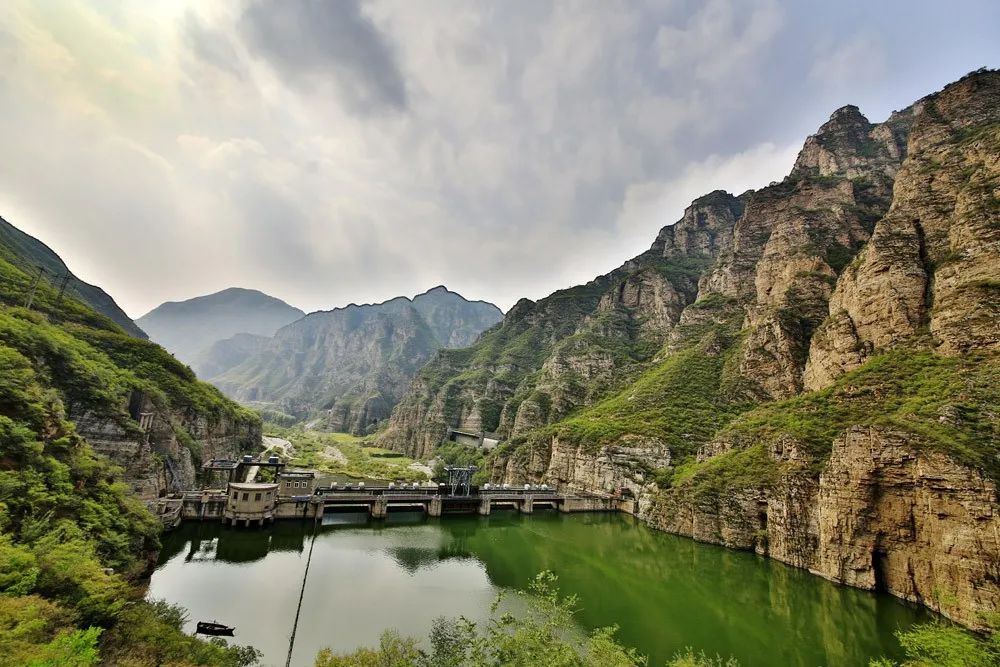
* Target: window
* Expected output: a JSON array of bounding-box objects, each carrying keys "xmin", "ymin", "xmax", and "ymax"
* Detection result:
[
  {"xmin": 255, "ymin": 493, "xmax": 262, "ymax": 501},
  {"xmin": 242, "ymin": 492, "xmax": 249, "ymax": 501}
]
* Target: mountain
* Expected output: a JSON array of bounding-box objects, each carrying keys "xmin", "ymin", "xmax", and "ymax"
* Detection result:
[
  {"xmin": 0, "ymin": 215, "xmax": 147, "ymax": 338},
  {"xmin": 0, "ymin": 219, "xmax": 260, "ymax": 662},
  {"xmin": 137, "ymin": 287, "xmax": 305, "ymax": 374},
  {"xmin": 378, "ymin": 68, "xmax": 1000, "ymax": 627},
  {"xmin": 212, "ymin": 287, "xmax": 503, "ymax": 433}
]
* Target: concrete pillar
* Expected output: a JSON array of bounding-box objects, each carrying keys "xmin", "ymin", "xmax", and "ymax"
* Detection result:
[
  {"xmin": 558, "ymin": 498, "xmax": 571, "ymax": 513},
  {"xmin": 427, "ymin": 497, "xmax": 442, "ymax": 517},
  {"xmin": 478, "ymin": 496, "xmax": 491, "ymax": 516},
  {"xmin": 519, "ymin": 496, "xmax": 534, "ymax": 514},
  {"xmin": 371, "ymin": 497, "xmax": 387, "ymax": 519}
]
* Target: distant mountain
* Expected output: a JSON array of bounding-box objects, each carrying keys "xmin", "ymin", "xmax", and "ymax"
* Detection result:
[
  {"xmin": 0, "ymin": 215, "xmax": 147, "ymax": 338},
  {"xmin": 211, "ymin": 287, "xmax": 503, "ymax": 434},
  {"xmin": 137, "ymin": 287, "xmax": 305, "ymax": 374}
]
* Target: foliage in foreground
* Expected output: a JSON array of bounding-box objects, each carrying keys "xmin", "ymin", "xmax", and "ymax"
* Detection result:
[
  {"xmin": 0, "ymin": 252, "xmax": 260, "ymax": 664},
  {"xmin": 872, "ymin": 617, "xmax": 1000, "ymax": 667},
  {"xmin": 314, "ymin": 572, "xmax": 731, "ymax": 667}
]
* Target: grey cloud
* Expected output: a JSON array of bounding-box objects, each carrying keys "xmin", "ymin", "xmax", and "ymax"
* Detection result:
[
  {"xmin": 2, "ymin": 1, "xmax": 1000, "ymax": 318},
  {"xmin": 238, "ymin": 0, "xmax": 407, "ymax": 113},
  {"xmin": 184, "ymin": 11, "xmax": 246, "ymax": 80}
]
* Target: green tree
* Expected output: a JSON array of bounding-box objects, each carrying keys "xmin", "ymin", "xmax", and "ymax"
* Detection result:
[
  {"xmin": 871, "ymin": 619, "xmax": 1000, "ymax": 667},
  {"xmin": 314, "ymin": 572, "xmax": 727, "ymax": 667}
]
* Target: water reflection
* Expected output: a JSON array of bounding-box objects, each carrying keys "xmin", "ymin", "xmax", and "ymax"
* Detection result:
[{"xmin": 151, "ymin": 513, "xmax": 928, "ymax": 667}]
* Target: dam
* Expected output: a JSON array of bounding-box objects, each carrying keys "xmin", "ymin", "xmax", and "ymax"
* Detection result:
[{"xmin": 153, "ymin": 456, "xmax": 624, "ymax": 529}]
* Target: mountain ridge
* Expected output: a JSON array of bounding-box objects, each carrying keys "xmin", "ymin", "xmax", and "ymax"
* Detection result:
[
  {"xmin": 0, "ymin": 215, "xmax": 147, "ymax": 338},
  {"xmin": 137, "ymin": 286, "xmax": 306, "ymax": 375},
  {"xmin": 378, "ymin": 68, "xmax": 1000, "ymax": 628},
  {"xmin": 211, "ymin": 285, "xmax": 503, "ymax": 433}
]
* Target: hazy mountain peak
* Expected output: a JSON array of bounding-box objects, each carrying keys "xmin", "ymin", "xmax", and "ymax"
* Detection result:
[{"xmin": 137, "ymin": 287, "xmax": 305, "ymax": 372}]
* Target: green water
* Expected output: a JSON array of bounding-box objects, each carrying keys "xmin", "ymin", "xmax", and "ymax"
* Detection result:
[{"xmin": 149, "ymin": 512, "xmax": 928, "ymax": 667}]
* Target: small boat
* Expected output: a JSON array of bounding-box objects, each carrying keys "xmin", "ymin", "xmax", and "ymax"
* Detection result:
[{"xmin": 196, "ymin": 621, "xmax": 235, "ymax": 636}]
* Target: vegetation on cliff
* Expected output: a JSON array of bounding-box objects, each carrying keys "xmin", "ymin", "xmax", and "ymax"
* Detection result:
[
  {"xmin": 670, "ymin": 345, "xmax": 1000, "ymax": 498},
  {"xmin": 0, "ymin": 238, "xmax": 260, "ymax": 663}
]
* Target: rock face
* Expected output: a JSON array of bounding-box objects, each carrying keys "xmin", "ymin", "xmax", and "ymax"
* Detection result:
[
  {"xmin": 214, "ymin": 287, "xmax": 502, "ymax": 434},
  {"xmin": 805, "ymin": 71, "xmax": 1000, "ymax": 387},
  {"xmin": 377, "ymin": 191, "xmax": 744, "ymax": 458},
  {"xmin": 137, "ymin": 287, "xmax": 305, "ymax": 375},
  {"xmin": 641, "ymin": 427, "xmax": 1000, "ymax": 630},
  {"xmin": 0, "ymin": 215, "xmax": 147, "ymax": 338},
  {"xmin": 73, "ymin": 392, "xmax": 261, "ymax": 501},
  {"xmin": 384, "ymin": 69, "xmax": 1000, "ymax": 625}
]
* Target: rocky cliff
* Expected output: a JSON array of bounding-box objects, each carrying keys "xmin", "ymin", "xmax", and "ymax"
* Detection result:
[
  {"xmin": 378, "ymin": 190, "xmax": 746, "ymax": 458},
  {"xmin": 0, "ymin": 221, "xmax": 261, "ymax": 502},
  {"xmin": 214, "ymin": 287, "xmax": 502, "ymax": 434},
  {"xmin": 384, "ymin": 69, "xmax": 1000, "ymax": 626}
]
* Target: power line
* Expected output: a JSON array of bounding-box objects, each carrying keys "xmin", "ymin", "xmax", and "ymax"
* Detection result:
[{"xmin": 285, "ymin": 524, "xmax": 318, "ymax": 667}]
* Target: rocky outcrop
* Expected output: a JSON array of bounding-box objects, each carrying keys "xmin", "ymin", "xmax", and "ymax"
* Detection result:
[
  {"xmin": 495, "ymin": 435, "xmax": 671, "ymax": 499},
  {"xmin": 639, "ymin": 427, "xmax": 1000, "ymax": 630},
  {"xmin": 378, "ymin": 192, "xmax": 744, "ymax": 457},
  {"xmin": 805, "ymin": 70, "xmax": 1000, "ymax": 388},
  {"xmin": 73, "ymin": 391, "xmax": 261, "ymax": 500}
]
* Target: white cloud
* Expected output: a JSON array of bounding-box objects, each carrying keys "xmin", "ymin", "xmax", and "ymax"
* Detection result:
[{"xmin": 1, "ymin": 0, "xmax": 995, "ymax": 318}]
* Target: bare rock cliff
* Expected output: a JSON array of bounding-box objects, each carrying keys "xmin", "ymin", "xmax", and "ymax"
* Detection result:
[{"xmin": 476, "ymin": 69, "xmax": 1000, "ymax": 627}]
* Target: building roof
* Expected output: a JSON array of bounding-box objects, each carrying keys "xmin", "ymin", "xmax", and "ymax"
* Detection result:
[
  {"xmin": 279, "ymin": 470, "xmax": 316, "ymax": 478},
  {"xmin": 228, "ymin": 482, "xmax": 278, "ymax": 491}
]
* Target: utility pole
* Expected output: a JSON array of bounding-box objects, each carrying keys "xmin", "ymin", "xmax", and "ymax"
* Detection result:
[
  {"xmin": 55, "ymin": 274, "xmax": 71, "ymax": 307},
  {"xmin": 23, "ymin": 267, "xmax": 45, "ymax": 310}
]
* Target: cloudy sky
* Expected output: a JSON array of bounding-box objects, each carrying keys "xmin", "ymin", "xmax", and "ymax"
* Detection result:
[{"xmin": 1, "ymin": 1, "xmax": 998, "ymax": 317}]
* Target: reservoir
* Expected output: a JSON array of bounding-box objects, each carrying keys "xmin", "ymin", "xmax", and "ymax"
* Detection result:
[{"xmin": 149, "ymin": 512, "xmax": 928, "ymax": 666}]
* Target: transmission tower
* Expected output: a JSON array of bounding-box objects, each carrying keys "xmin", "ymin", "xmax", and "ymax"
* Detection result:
[
  {"xmin": 23, "ymin": 267, "xmax": 45, "ymax": 310},
  {"xmin": 55, "ymin": 274, "xmax": 71, "ymax": 306}
]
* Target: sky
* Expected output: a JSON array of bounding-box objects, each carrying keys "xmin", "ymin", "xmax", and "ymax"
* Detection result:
[{"xmin": 0, "ymin": 1, "xmax": 998, "ymax": 317}]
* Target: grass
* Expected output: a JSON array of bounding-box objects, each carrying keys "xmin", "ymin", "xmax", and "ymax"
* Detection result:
[
  {"xmin": 668, "ymin": 346, "xmax": 1000, "ymax": 499},
  {"xmin": 264, "ymin": 425, "xmax": 430, "ymax": 481},
  {"xmin": 548, "ymin": 344, "xmax": 754, "ymax": 456}
]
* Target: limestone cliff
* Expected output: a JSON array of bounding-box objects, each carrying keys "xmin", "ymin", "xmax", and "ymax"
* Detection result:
[
  {"xmin": 378, "ymin": 190, "xmax": 745, "ymax": 458},
  {"xmin": 386, "ymin": 69, "xmax": 1000, "ymax": 626}
]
